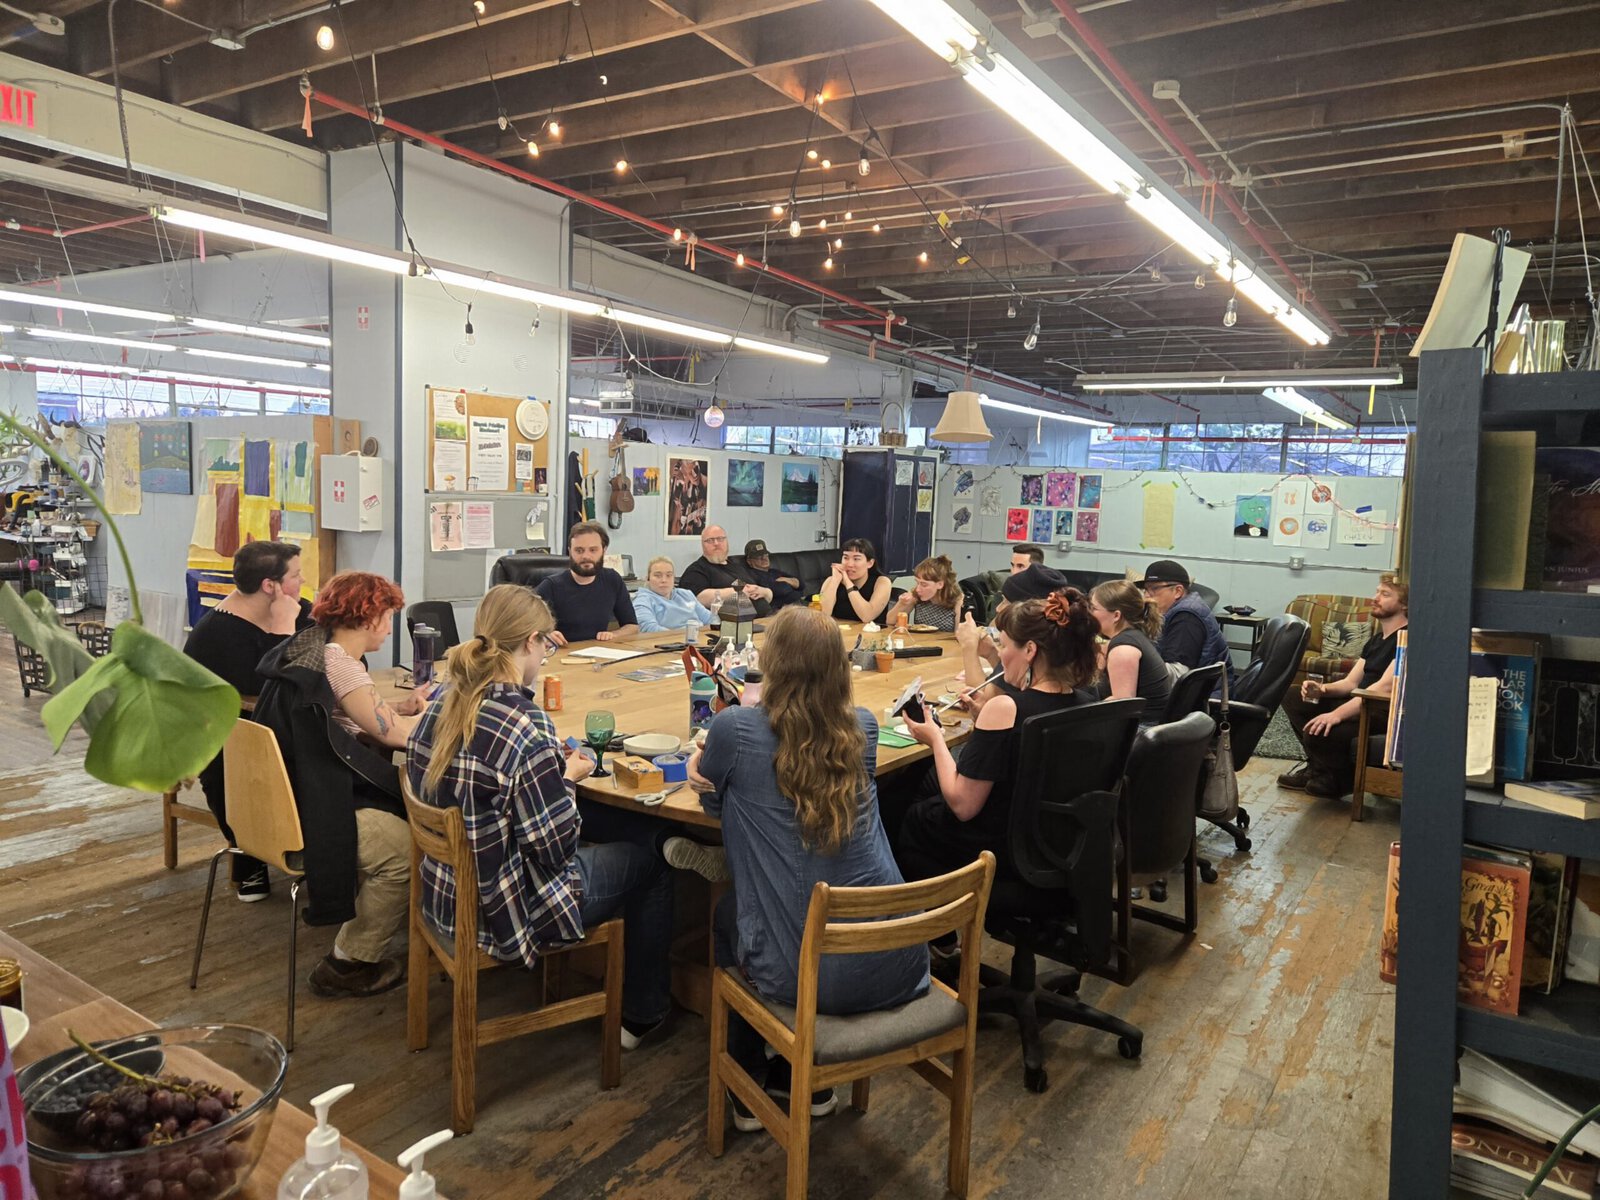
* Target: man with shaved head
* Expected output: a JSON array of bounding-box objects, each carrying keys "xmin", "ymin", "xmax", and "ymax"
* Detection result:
[{"xmin": 678, "ymin": 524, "xmax": 773, "ymax": 616}]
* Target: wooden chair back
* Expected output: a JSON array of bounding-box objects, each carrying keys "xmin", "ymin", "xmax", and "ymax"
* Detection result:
[
  {"xmin": 400, "ymin": 771, "xmax": 482, "ymax": 968},
  {"xmin": 221, "ymin": 721, "xmax": 304, "ymax": 875}
]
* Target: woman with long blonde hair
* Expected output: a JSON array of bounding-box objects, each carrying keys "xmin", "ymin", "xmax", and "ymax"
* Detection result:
[
  {"xmin": 406, "ymin": 584, "xmax": 676, "ymax": 1049},
  {"xmin": 688, "ymin": 605, "xmax": 928, "ymax": 1132}
]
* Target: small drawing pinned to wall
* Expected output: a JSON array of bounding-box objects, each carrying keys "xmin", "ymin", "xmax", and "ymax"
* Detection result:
[
  {"xmin": 1234, "ymin": 493, "xmax": 1271, "ymax": 539},
  {"xmin": 1075, "ymin": 511, "xmax": 1100, "ymax": 543},
  {"xmin": 953, "ymin": 469, "xmax": 975, "ymax": 496},
  {"xmin": 979, "ymin": 486, "xmax": 1001, "ymax": 516},
  {"xmin": 1005, "ymin": 508, "xmax": 1030, "ymax": 541},
  {"xmin": 1030, "ymin": 509, "xmax": 1053, "ymax": 543},
  {"xmin": 952, "ymin": 504, "xmax": 973, "ymax": 534},
  {"xmin": 1055, "ymin": 510, "xmax": 1075, "ymax": 538},
  {"xmin": 1019, "ymin": 475, "xmax": 1044, "ymax": 505}
]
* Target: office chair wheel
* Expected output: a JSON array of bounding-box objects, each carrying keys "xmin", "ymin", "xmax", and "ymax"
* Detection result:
[
  {"xmin": 1149, "ymin": 879, "xmax": 1167, "ymax": 903},
  {"xmin": 1024, "ymin": 1065, "xmax": 1048, "ymax": 1093},
  {"xmin": 1237, "ymin": 809, "xmax": 1251, "ymax": 829},
  {"xmin": 1199, "ymin": 862, "xmax": 1218, "ymax": 884},
  {"xmin": 1117, "ymin": 1036, "xmax": 1142, "ymax": 1061},
  {"xmin": 1235, "ymin": 835, "xmax": 1252, "ymax": 852}
]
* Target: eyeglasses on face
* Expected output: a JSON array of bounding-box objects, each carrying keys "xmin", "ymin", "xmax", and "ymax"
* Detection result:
[
  {"xmin": 703, "ymin": 535, "xmax": 728, "ymax": 543},
  {"xmin": 540, "ymin": 633, "xmax": 561, "ymax": 654}
]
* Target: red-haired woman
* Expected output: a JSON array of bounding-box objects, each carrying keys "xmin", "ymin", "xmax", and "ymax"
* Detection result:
[{"xmin": 254, "ymin": 570, "xmax": 432, "ymax": 1000}]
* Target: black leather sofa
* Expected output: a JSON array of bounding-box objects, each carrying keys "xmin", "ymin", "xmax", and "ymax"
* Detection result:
[
  {"xmin": 732, "ymin": 549, "xmax": 835, "ymax": 598},
  {"xmin": 490, "ymin": 548, "xmax": 840, "ymax": 600}
]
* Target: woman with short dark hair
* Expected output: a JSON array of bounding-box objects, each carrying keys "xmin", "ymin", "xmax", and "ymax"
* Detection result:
[{"xmin": 819, "ymin": 537, "xmax": 892, "ymax": 623}]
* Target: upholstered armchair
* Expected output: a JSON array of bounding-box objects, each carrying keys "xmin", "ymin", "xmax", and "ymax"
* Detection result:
[{"xmin": 1285, "ymin": 593, "xmax": 1374, "ymax": 689}]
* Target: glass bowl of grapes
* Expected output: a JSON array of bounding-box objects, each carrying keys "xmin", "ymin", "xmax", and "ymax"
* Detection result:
[{"xmin": 21, "ymin": 1023, "xmax": 288, "ymax": 1200}]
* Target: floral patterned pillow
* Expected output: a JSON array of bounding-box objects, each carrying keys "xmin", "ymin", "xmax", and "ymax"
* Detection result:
[{"xmin": 1321, "ymin": 620, "xmax": 1370, "ymax": 657}]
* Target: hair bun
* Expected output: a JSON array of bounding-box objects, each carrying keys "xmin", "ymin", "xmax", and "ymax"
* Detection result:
[{"xmin": 1043, "ymin": 589, "xmax": 1076, "ymax": 627}]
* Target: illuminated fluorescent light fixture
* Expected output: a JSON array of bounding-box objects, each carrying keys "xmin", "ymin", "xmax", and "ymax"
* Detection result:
[
  {"xmin": 27, "ymin": 326, "xmax": 162, "ymax": 352},
  {"xmin": 0, "ymin": 286, "xmax": 172, "ymax": 323},
  {"xmin": 23, "ymin": 353, "xmax": 330, "ymax": 395},
  {"xmin": 978, "ymin": 395, "xmax": 1110, "ymax": 427},
  {"xmin": 158, "ymin": 207, "xmax": 411, "ymax": 275},
  {"xmin": 732, "ymin": 336, "xmax": 829, "ymax": 364},
  {"xmin": 185, "ymin": 346, "xmax": 321, "ymax": 370},
  {"xmin": 603, "ymin": 307, "xmax": 732, "ymax": 346},
  {"xmin": 1264, "ymin": 387, "xmax": 1353, "ymax": 430},
  {"xmin": 1078, "ymin": 367, "xmax": 1403, "ymax": 392},
  {"xmin": 189, "ymin": 318, "xmax": 331, "ymax": 348},
  {"xmin": 429, "ymin": 269, "xmax": 606, "ymax": 318},
  {"xmin": 865, "ymin": 0, "xmax": 1330, "ymax": 345}
]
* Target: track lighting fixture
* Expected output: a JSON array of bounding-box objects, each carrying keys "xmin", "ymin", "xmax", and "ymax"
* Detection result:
[{"xmin": 1023, "ymin": 313, "xmax": 1040, "ymax": 351}]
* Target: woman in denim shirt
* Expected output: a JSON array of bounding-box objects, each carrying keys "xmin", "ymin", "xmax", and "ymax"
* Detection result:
[{"xmin": 689, "ymin": 605, "xmax": 928, "ymax": 1132}]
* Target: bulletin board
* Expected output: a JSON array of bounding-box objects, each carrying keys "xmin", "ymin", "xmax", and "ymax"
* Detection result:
[{"xmin": 424, "ymin": 386, "xmax": 550, "ymax": 495}]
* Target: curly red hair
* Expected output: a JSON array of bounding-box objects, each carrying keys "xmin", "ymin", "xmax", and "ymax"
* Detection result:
[{"xmin": 311, "ymin": 570, "xmax": 405, "ymax": 630}]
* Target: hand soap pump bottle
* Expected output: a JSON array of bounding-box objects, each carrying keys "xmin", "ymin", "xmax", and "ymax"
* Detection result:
[
  {"xmin": 397, "ymin": 1130, "xmax": 454, "ymax": 1200},
  {"xmin": 278, "ymin": 1084, "xmax": 368, "ymax": 1200}
]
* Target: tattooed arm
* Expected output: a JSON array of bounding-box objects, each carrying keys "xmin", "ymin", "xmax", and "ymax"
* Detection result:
[{"xmin": 339, "ymin": 682, "xmax": 420, "ymax": 749}]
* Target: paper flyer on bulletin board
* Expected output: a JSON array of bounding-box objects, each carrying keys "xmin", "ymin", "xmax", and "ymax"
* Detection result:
[
  {"xmin": 1140, "ymin": 480, "xmax": 1176, "ymax": 549},
  {"xmin": 468, "ymin": 416, "xmax": 510, "ymax": 491}
]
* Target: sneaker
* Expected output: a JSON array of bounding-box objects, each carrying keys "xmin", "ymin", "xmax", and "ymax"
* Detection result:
[
  {"xmin": 1277, "ymin": 763, "xmax": 1311, "ymax": 791},
  {"xmin": 620, "ymin": 1015, "xmax": 668, "ymax": 1052},
  {"xmin": 764, "ymin": 1060, "xmax": 838, "ymax": 1116},
  {"xmin": 663, "ymin": 836, "xmax": 731, "ymax": 883},
  {"xmin": 727, "ymin": 1088, "xmax": 764, "ymax": 1134},
  {"xmin": 235, "ymin": 867, "xmax": 270, "ymax": 903},
  {"xmin": 307, "ymin": 953, "xmax": 404, "ymax": 998}
]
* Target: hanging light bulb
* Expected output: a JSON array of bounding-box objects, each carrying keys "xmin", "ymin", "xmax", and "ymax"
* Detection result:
[
  {"xmin": 598, "ymin": 73, "xmax": 608, "ymax": 86},
  {"xmin": 473, "ymin": 0, "xmax": 485, "ymax": 12},
  {"xmin": 315, "ymin": 23, "xmax": 334, "ymax": 49},
  {"xmin": 1023, "ymin": 313, "xmax": 1040, "ymax": 351},
  {"xmin": 463, "ymin": 314, "xmax": 476, "ymax": 346},
  {"xmin": 704, "ymin": 403, "xmax": 725, "ymax": 429},
  {"xmin": 772, "ymin": 202, "xmax": 785, "ymax": 216},
  {"xmin": 806, "ymin": 148, "xmax": 819, "ymax": 161},
  {"xmin": 818, "ymin": 217, "xmax": 828, "ymax": 230},
  {"xmin": 614, "ymin": 158, "xmax": 628, "ymax": 173},
  {"xmin": 858, "ymin": 149, "xmax": 871, "ymax": 177},
  {"xmin": 823, "ymin": 256, "xmax": 834, "ymax": 270},
  {"xmin": 672, "ymin": 228, "xmax": 683, "ymax": 242},
  {"xmin": 1223, "ymin": 296, "xmax": 1239, "ymax": 327},
  {"xmin": 820, "ymin": 158, "xmax": 832, "ymax": 170},
  {"xmin": 1194, "ymin": 274, "xmax": 1206, "ymax": 289},
  {"xmin": 844, "ymin": 210, "xmax": 853, "ymax": 221},
  {"xmin": 871, "ymin": 223, "xmax": 881, "ymax": 234},
  {"xmin": 735, "ymin": 252, "xmax": 746, "ymax": 267},
  {"xmin": 833, "ymin": 237, "xmax": 843, "ymax": 250},
  {"xmin": 789, "ymin": 218, "xmax": 801, "ymax": 238},
  {"xmin": 526, "ymin": 139, "xmax": 539, "ymax": 157},
  {"xmin": 1006, "ymin": 301, "xmax": 1017, "ymax": 319},
  {"xmin": 918, "ymin": 250, "xmax": 929, "ymax": 263},
  {"xmin": 548, "ymin": 119, "xmax": 562, "ymax": 139}
]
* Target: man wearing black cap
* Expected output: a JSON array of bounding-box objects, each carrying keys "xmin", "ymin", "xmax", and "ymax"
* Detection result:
[
  {"xmin": 739, "ymin": 539, "xmax": 803, "ymax": 610},
  {"xmin": 1141, "ymin": 560, "xmax": 1231, "ymax": 675},
  {"xmin": 679, "ymin": 525, "xmax": 772, "ymax": 616}
]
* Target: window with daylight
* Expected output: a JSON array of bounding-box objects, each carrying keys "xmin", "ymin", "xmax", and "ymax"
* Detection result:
[
  {"xmin": 1285, "ymin": 424, "xmax": 1409, "ymax": 477},
  {"xmin": 1165, "ymin": 423, "xmax": 1286, "ymax": 473},
  {"xmin": 1087, "ymin": 425, "xmax": 1165, "ymax": 470},
  {"xmin": 568, "ymin": 414, "xmax": 619, "ymax": 440},
  {"xmin": 773, "ymin": 425, "xmax": 847, "ymax": 458},
  {"xmin": 723, "ymin": 425, "xmax": 773, "ymax": 453}
]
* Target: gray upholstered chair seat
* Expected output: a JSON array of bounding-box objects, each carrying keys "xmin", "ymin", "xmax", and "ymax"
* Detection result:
[{"xmin": 754, "ymin": 985, "xmax": 965, "ymax": 1064}]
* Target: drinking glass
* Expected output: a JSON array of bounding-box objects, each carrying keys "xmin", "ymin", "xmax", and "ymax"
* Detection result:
[{"xmin": 585, "ymin": 710, "xmax": 617, "ymax": 777}]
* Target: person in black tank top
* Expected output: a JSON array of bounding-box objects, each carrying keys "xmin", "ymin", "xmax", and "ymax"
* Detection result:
[
  {"xmin": 821, "ymin": 537, "xmax": 893, "ymax": 623},
  {"xmin": 893, "ymin": 589, "xmax": 1103, "ymax": 883},
  {"xmin": 1089, "ymin": 580, "xmax": 1170, "ymax": 724}
]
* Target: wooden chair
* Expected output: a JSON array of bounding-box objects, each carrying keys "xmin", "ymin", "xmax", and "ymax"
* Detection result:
[
  {"xmin": 1351, "ymin": 688, "xmax": 1402, "ymax": 822},
  {"xmin": 189, "ymin": 720, "xmax": 307, "ymax": 1050},
  {"xmin": 707, "ymin": 852, "xmax": 997, "ymax": 1200},
  {"xmin": 400, "ymin": 773, "xmax": 623, "ymax": 1135},
  {"xmin": 163, "ymin": 698, "xmax": 253, "ymax": 869}
]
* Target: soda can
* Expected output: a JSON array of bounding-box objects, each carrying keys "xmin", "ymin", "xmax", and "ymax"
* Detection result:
[{"xmin": 544, "ymin": 674, "xmax": 563, "ymax": 712}]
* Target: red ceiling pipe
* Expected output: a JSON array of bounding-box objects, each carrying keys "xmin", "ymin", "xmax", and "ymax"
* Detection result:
[
  {"xmin": 56, "ymin": 214, "xmax": 151, "ymax": 239},
  {"xmin": 817, "ymin": 321, "xmax": 1113, "ymax": 418},
  {"xmin": 310, "ymin": 89, "xmax": 906, "ymax": 331},
  {"xmin": 2, "ymin": 219, "xmax": 59, "ymax": 236},
  {"xmin": 1047, "ymin": 1, "xmax": 1346, "ymax": 338}
]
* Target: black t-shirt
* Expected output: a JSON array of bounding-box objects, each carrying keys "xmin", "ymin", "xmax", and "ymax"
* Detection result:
[
  {"xmin": 679, "ymin": 556, "xmax": 770, "ymax": 616},
  {"xmin": 535, "ymin": 568, "xmax": 638, "ymax": 642},
  {"xmin": 1097, "ymin": 627, "xmax": 1172, "ymax": 723},
  {"xmin": 957, "ymin": 686, "xmax": 1089, "ymax": 841},
  {"xmin": 829, "ymin": 567, "xmax": 886, "ymax": 620},
  {"xmin": 1359, "ymin": 624, "xmax": 1404, "ymax": 688}
]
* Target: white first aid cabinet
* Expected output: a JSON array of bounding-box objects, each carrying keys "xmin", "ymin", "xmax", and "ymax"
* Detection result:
[{"xmin": 320, "ymin": 455, "xmax": 384, "ymax": 531}]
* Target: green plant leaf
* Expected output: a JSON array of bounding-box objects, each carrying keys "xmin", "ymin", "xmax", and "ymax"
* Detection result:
[
  {"xmin": 41, "ymin": 622, "xmax": 240, "ymax": 792},
  {"xmin": 0, "ymin": 583, "xmax": 107, "ymax": 728}
]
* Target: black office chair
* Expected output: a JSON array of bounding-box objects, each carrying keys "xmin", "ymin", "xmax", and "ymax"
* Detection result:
[
  {"xmin": 1122, "ymin": 712, "xmax": 1216, "ymax": 930},
  {"xmin": 1164, "ymin": 662, "xmax": 1224, "ymax": 721},
  {"xmin": 404, "ymin": 601, "xmax": 460, "ymax": 663},
  {"xmin": 488, "ymin": 551, "xmax": 569, "ymax": 591},
  {"xmin": 978, "ymin": 697, "xmax": 1146, "ymax": 1093},
  {"xmin": 1197, "ymin": 614, "xmax": 1311, "ymax": 869},
  {"xmin": 1190, "ymin": 582, "xmax": 1222, "ymax": 611},
  {"xmin": 958, "ymin": 574, "xmax": 995, "ymax": 623}
]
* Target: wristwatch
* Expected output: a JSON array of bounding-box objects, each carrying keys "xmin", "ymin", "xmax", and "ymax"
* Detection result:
[{"xmin": 847, "ymin": 584, "xmax": 859, "ymax": 594}]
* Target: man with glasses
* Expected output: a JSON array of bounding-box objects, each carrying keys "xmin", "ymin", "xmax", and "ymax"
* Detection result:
[
  {"xmin": 679, "ymin": 525, "xmax": 773, "ymax": 616},
  {"xmin": 535, "ymin": 520, "xmax": 639, "ymax": 644},
  {"xmin": 1140, "ymin": 560, "xmax": 1230, "ymax": 674}
]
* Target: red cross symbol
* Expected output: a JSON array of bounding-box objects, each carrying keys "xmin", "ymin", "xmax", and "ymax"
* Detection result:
[{"xmin": 333, "ymin": 480, "xmax": 346, "ymax": 502}]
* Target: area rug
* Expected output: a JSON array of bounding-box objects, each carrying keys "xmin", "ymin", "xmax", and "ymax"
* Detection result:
[{"xmin": 1252, "ymin": 705, "xmax": 1305, "ymax": 761}]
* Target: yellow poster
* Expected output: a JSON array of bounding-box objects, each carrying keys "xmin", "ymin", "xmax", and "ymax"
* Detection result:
[
  {"xmin": 104, "ymin": 422, "xmax": 142, "ymax": 515},
  {"xmin": 1141, "ymin": 480, "xmax": 1176, "ymax": 550},
  {"xmin": 238, "ymin": 494, "xmax": 273, "ymax": 544},
  {"xmin": 188, "ymin": 491, "xmax": 218, "ymax": 554}
]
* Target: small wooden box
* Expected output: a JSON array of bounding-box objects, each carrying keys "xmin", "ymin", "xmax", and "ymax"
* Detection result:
[{"xmin": 613, "ymin": 756, "xmax": 664, "ymax": 791}]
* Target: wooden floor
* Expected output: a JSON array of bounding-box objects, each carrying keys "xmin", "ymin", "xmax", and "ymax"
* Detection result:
[{"xmin": 0, "ymin": 640, "xmax": 1396, "ymax": 1198}]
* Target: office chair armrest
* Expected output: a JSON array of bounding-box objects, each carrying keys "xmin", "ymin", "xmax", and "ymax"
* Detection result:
[
  {"xmin": 1036, "ymin": 788, "xmax": 1118, "ymax": 872},
  {"xmin": 1209, "ymin": 698, "xmax": 1270, "ymax": 728}
]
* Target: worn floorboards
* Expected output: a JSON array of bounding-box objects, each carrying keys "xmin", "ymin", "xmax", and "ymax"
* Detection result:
[{"xmin": 0, "ymin": 641, "xmax": 1395, "ymax": 1197}]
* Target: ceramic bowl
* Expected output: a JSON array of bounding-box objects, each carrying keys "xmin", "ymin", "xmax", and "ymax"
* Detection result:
[
  {"xmin": 623, "ymin": 733, "xmax": 680, "ymax": 757},
  {"xmin": 1, "ymin": 1004, "xmax": 28, "ymax": 1048}
]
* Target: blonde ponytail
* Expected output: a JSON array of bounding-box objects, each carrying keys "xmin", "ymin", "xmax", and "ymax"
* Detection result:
[
  {"xmin": 422, "ymin": 585, "xmax": 554, "ymax": 797},
  {"xmin": 1091, "ymin": 579, "xmax": 1164, "ymax": 640}
]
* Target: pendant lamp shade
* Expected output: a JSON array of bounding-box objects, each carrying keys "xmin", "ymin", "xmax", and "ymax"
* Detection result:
[{"xmin": 932, "ymin": 389, "xmax": 992, "ymax": 443}]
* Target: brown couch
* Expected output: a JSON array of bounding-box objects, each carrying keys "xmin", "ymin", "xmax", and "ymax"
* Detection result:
[{"xmin": 1285, "ymin": 593, "xmax": 1375, "ymax": 688}]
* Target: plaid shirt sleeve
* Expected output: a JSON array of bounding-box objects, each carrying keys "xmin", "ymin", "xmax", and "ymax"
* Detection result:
[{"xmin": 507, "ymin": 744, "xmax": 581, "ymax": 875}]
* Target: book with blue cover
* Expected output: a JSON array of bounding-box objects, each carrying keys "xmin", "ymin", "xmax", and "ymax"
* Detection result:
[
  {"xmin": 1471, "ymin": 633, "xmax": 1542, "ymax": 783},
  {"xmin": 1503, "ymin": 778, "xmax": 1600, "ymax": 820}
]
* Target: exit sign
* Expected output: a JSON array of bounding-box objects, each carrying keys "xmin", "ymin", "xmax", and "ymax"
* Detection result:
[{"xmin": 0, "ymin": 83, "xmax": 38, "ymax": 130}]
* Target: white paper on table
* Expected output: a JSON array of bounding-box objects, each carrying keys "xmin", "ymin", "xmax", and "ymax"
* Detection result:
[
  {"xmin": 515, "ymin": 444, "xmax": 534, "ymax": 481},
  {"xmin": 463, "ymin": 501, "xmax": 495, "ymax": 549},
  {"xmin": 566, "ymin": 645, "xmax": 649, "ymax": 662},
  {"xmin": 469, "ymin": 415, "xmax": 511, "ymax": 490},
  {"xmin": 432, "ymin": 439, "xmax": 466, "ymax": 492}
]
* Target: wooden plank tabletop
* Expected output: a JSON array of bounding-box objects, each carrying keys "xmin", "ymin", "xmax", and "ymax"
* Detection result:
[
  {"xmin": 2, "ymin": 931, "xmax": 418, "ymax": 1200},
  {"xmin": 381, "ymin": 623, "xmax": 977, "ymax": 830}
]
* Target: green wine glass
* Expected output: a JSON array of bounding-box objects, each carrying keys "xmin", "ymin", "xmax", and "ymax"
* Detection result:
[{"xmin": 585, "ymin": 709, "xmax": 617, "ymax": 777}]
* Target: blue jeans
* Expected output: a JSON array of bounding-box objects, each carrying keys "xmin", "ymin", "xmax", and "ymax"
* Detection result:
[
  {"xmin": 713, "ymin": 891, "xmax": 771, "ymax": 1081},
  {"xmin": 575, "ymin": 841, "xmax": 673, "ymax": 1027}
]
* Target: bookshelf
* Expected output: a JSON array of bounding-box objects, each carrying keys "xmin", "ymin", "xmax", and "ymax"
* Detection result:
[{"xmin": 1389, "ymin": 352, "xmax": 1600, "ymax": 1197}]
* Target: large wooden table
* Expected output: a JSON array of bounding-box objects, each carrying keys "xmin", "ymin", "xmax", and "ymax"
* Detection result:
[
  {"xmin": 390, "ymin": 623, "xmax": 976, "ymax": 831},
  {"xmin": 3, "ymin": 931, "xmax": 417, "ymax": 1200}
]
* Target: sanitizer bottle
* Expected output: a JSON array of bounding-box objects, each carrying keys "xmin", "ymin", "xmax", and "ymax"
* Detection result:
[
  {"xmin": 397, "ymin": 1130, "xmax": 454, "ymax": 1200},
  {"xmin": 277, "ymin": 1084, "xmax": 369, "ymax": 1200}
]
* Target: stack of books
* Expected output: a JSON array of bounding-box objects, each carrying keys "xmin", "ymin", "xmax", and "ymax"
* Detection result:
[
  {"xmin": 1471, "ymin": 437, "xmax": 1600, "ymax": 595},
  {"xmin": 1454, "ymin": 1050, "xmax": 1600, "ymax": 1198}
]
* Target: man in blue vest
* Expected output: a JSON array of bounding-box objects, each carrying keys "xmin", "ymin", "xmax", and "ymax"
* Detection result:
[{"xmin": 1140, "ymin": 560, "xmax": 1231, "ymax": 679}]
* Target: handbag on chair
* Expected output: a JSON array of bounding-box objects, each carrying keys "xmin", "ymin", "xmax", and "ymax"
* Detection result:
[{"xmin": 1198, "ymin": 667, "xmax": 1240, "ymax": 821}]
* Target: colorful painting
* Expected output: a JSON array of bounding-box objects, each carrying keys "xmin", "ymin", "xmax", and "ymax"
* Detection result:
[
  {"xmin": 953, "ymin": 469, "xmax": 975, "ymax": 496},
  {"xmin": 916, "ymin": 460, "xmax": 934, "ymax": 488},
  {"xmin": 1030, "ymin": 508, "xmax": 1053, "ymax": 543},
  {"xmin": 1005, "ymin": 508, "xmax": 1030, "ymax": 541},
  {"xmin": 1079, "ymin": 474, "xmax": 1102, "ymax": 509},
  {"xmin": 1234, "ymin": 492, "xmax": 1272, "ymax": 539},
  {"xmin": 277, "ymin": 441, "xmax": 314, "ymax": 510},
  {"xmin": 951, "ymin": 503, "xmax": 973, "ymax": 535},
  {"xmin": 632, "ymin": 466, "xmax": 659, "ymax": 496},
  {"xmin": 917, "ymin": 487, "xmax": 933, "ymax": 513},
  {"xmin": 1075, "ymin": 511, "xmax": 1100, "ymax": 543},
  {"xmin": 1045, "ymin": 470, "xmax": 1076, "ymax": 508},
  {"xmin": 667, "ymin": 456, "xmax": 710, "ymax": 536},
  {"xmin": 104, "ymin": 421, "xmax": 141, "ymax": 515},
  {"xmin": 202, "ymin": 438, "xmax": 241, "ymax": 477},
  {"xmin": 780, "ymin": 463, "xmax": 820, "ymax": 513},
  {"xmin": 138, "ymin": 421, "xmax": 192, "ymax": 495},
  {"xmin": 726, "ymin": 458, "xmax": 765, "ymax": 508},
  {"xmin": 242, "ymin": 439, "xmax": 272, "ymax": 498},
  {"xmin": 1055, "ymin": 509, "xmax": 1075, "ymax": 537},
  {"xmin": 1020, "ymin": 474, "xmax": 1044, "ymax": 506}
]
